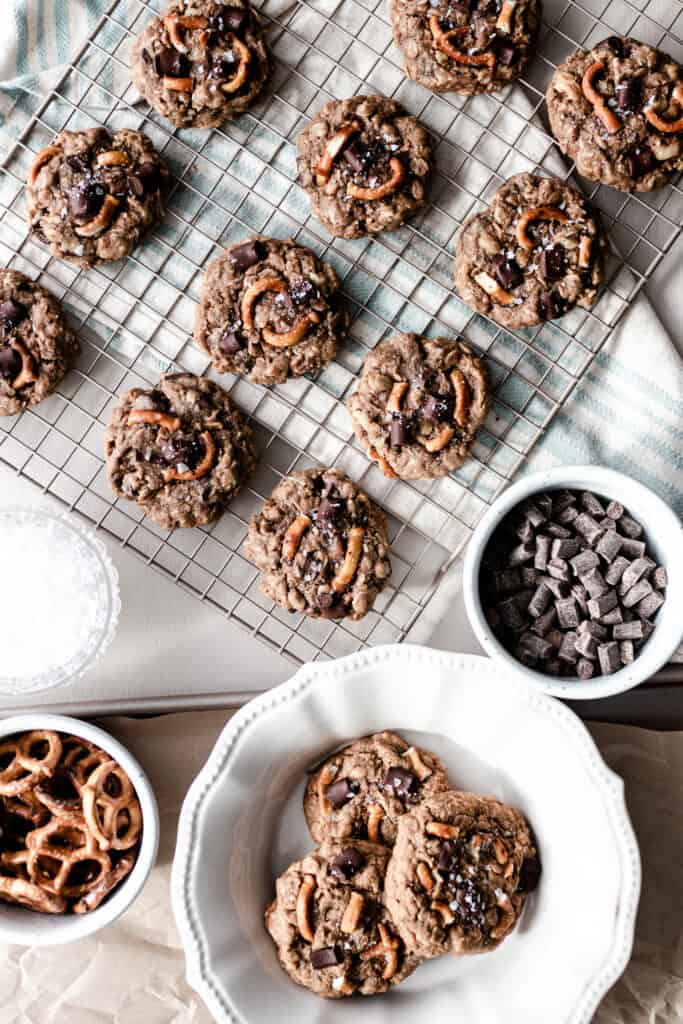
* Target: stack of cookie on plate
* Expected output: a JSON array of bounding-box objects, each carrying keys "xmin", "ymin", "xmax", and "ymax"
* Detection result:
[{"xmin": 265, "ymin": 730, "xmax": 541, "ymax": 999}]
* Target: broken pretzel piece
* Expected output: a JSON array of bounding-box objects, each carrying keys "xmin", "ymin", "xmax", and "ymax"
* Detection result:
[
  {"xmin": 96, "ymin": 150, "xmax": 129, "ymax": 168},
  {"xmin": 261, "ymin": 311, "xmax": 320, "ymax": 348},
  {"xmin": 515, "ymin": 206, "xmax": 569, "ymax": 250},
  {"xmin": 386, "ymin": 381, "xmax": 408, "ymax": 414},
  {"xmin": 283, "ymin": 514, "xmax": 311, "ymax": 561},
  {"xmin": 332, "ymin": 526, "xmax": 364, "ymax": 593},
  {"xmin": 163, "ymin": 14, "xmax": 209, "ymax": 53},
  {"xmin": 422, "ymin": 424, "xmax": 454, "ymax": 453},
  {"xmin": 316, "ymin": 763, "xmax": 337, "ymax": 817},
  {"xmin": 368, "ymin": 446, "xmax": 398, "ymax": 480},
  {"xmin": 429, "ymin": 18, "xmax": 495, "ymax": 68},
  {"xmin": 581, "ymin": 61, "xmax": 620, "ymax": 133},
  {"xmin": 340, "ymin": 891, "xmax": 364, "ymax": 933},
  {"xmin": 28, "ymin": 145, "xmax": 62, "ymax": 186},
  {"xmin": 162, "ymin": 76, "xmax": 194, "ymax": 92},
  {"xmin": 221, "ymin": 38, "xmax": 251, "ymax": 95},
  {"xmin": 405, "ymin": 745, "xmax": 432, "ymax": 781},
  {"xmin": 128, "ymin": 409, "xmax": 182, "ymax": 432},
  {"xmin": 366, "ymin": 803, "xmax": 384, "ymax": 843},
  {"xmin": 644, "ymin": 84, "xmax": 683, "ymax": 133},
  {"xmin": 347, "ymin": 157, "xmax": 404, "ymax": 201},
  {"xmin": 241, "ymin": 278, "xmax": 288, "ymax": 330},
  {"xmin": 432, "ymin": 900, "xmax": 455, "ymax": 926},
  {"xmin": 360, "ymin": 923, "xmax": 400, "ymax": 981},
  {"xmin": 450, "ymin": 368, "xmax": 470, "ymax": 430},
  {"xmin": 416, "ymin": 861, "xmax": 435, "ymax": 892},
  {"xmin": 496, "ymin": 0, "xmax": 517, "ymax": 34},
  {"xmin": 17, "ymin": 730, "xmax": 62, "ymax": 776},
  {"xmin": 163, "ymin": 430, "xmax": 216, "ymax": 483},
  {"xmin": 425, "ymin": 820, "xmax": 457, "ymax": 839},
  {"xmin": 315, "ymin": 123, "xmax": 360, "ymax": 185},
  {"xmin": 75, "ymin": 195, "xmax": 120, "ymax": 238},
  {"xmin": 296, "ymin": 874, "xmax": 316, "ymax": 942},
  {"xmin": 578, "ymin": 235, "xmax": 593, "ymax": 268},
  {"xmin": 10, "ymin": 341, "xmax": 38, "ymax": 391},
  {"xmin": 474, "ymin": 270, "xmax": 515, "ymax": 305}
]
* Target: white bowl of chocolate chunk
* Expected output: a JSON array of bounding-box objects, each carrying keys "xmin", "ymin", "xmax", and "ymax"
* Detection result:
[{"xmin": 463, "ymin": 465, "xmax": 683, "ymax": 699}]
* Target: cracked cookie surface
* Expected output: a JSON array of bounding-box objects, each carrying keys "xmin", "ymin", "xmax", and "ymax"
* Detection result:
[
  {"xmin": 105, "ymin": 372, "xmax": 256, "ymax": 530},
  {"xmin": 454, "ymin": 173, "xmax": 607, "ymax": 328},
  {"xmin": 347, "ymin": 332, "xmax": 491, "ymax": 480},
  {"xmin": 304, "ymin": 731, "xmax": 450, "ymax": 846},
  {"xmin": 547, "ymin": 36, "xmax": 683, "ymax": 192},
  {"xmin": 265, "ymin": 839, "xmax": 420, "ymax": 997},
  {"xmin": 26, "ymin": 128, "xmax": 167, "ymax": 268},
  {"xmin": 391, "ymin": 0, "xmax": 541, "ymax": 96},
  {"xmin": 0, "ymin": 269, "xmax": 80, "ymax": 417},
  {"xmin": 131, "ymin": 0, "xmax": 270, "ymax": 129},
  {"xmin": 245, "ymin": 467, "xmax": 392, "ymax": 621},
  {"xmin": 297, "ymin": 95, "xmax": 432, "ymax": 239},
  {"xmin": 384, "ymin": 789, "xmax": 540, "ymax": 958},
  {"xmin": 194, "ymin": 236, "xmax": 348, "ymax": 386}
]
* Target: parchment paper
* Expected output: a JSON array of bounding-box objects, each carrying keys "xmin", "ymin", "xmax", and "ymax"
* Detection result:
[{"xmin": 1, "ymin": 712, "xmax": 681, "ymax": 1023}]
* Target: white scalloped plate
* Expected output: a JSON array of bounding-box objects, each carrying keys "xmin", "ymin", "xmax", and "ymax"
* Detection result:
[{"xmin": 171, "ymin": 645, "xmax": 640, "ymax": 1024}]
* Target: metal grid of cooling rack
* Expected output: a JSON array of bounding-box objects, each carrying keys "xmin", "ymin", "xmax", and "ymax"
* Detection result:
[{"xmin": 0, "ymin": 0, "xmax": 682, "ymax": 671}]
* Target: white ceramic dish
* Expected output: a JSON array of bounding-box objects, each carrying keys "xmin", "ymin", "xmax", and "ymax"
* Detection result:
[
  {"xmin": 172, "ymin": 644, "xmax": 640, "ymax": 1024},
  {"xmin": 462, "ymin": 465, "xmax": 683, "ymax": 699},
  {"xmin": 0, "ymin": 714, "xmax": 159, "ymax": 946}
]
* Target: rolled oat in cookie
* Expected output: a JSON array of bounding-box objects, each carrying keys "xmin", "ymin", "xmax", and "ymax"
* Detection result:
[
  {"xmin": 347, "ymin": 332, "xmax": 491, "ymax": 481},
  {"xmin": 384, "ymin": 789, "xmax": 540, "ymax": 959},
  {"xmin": 296, "ymin": 95, "xmax": 432, "ymax": 239},
  {"xmin": 26, "ymin": 128, "xmax": 168, "ymax": 268},
  {"xmin": 0, "ymin": 269, "xmax": 80, "ymax": 417},
  {"xmin": 194, "ymin": 236, "xmax": 349, "ymax": 386},
  {"xmin": 304, "ymin": 731, "xmax": 450, "ymax": 846},
  {"xmin": 454, "ymin": 173, "xmax": 607, "ymax": 328},
  {"xmin": 547, "ymin": 36, "xmax": 683, "ymax": 192},
  {"xmin": 245, "ymin": 467, "xmax": 392, "ymax": 621},
  {"xmin": 105, "ymin": 372, "xmax": 256, "ymax": 530},
  {"xmin": 130, "ymin": 0, "xmax": 271, "ymax": 129},
  {"xmin": 265, "ymin": 839, "xmax": 421, "ymax": 997},
  {"xmin": 391, "ymin": 0, "xmax": 542, "ymax": 97}
]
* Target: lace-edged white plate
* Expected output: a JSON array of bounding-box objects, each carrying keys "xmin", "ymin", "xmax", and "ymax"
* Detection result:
[{"xmin": 171, "ymin": 645, "xmax": 640, "ymax": 1024}]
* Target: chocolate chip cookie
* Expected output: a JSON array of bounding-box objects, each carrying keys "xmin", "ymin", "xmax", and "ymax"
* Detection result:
[
  {"xmin": 245, "ymin": 467, "xmax": 392, "ymax": 620},
  {"xmin": 131, "ymin": 0, "xmax": 270, "ymax": 129},
  {"xmin": 304, "ymin": 731, "xmax": 450, "ymax": 846},
  {"xmin": 297, "ymin": 95, "xmax": 433, "ymax": 239},
  {"xmin": 265, "ymin": 839, "xmax": 420, "ymax": 997},
  {"xmin": 391, "ymin": 0, "xmax": 542, "ymax": 96},
  {"xmin": 194, "ymin": 237, "xmax": 349, "ymax": 386},
  {"xmin": 547, "ymin": 36, "xmax": 683, "ymax": 192},
  {"xmin": 347, "ymin": 333, "xmax": 491, "ymax": 481},
  {"xmin": 384, "ymin": 790, "xmax": 540, "ymax": 958},
  {"xmin": 26, "ymin": 128, "xmax": 167, "ymax": 269},
  {"xmin": 454, "ymin": 173, "xmax": 607, "ymax": 328},
  {"xmin": 0, "ymin": 269, "xmax": 80, "ymax": 417},
  {"xmin": 105, "ymin": 372, "xmax": 256, "ymax": 530}
]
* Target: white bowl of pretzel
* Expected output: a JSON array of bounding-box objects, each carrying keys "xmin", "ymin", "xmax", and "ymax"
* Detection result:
[{"xmin": 0, "ymin": 714, "xmax": 159, "ymax": 945}]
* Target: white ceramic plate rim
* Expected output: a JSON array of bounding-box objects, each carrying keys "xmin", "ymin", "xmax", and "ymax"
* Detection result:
[{"xmin": 171, "ymin": 644, "xmax": 641, "ymax": 1024}]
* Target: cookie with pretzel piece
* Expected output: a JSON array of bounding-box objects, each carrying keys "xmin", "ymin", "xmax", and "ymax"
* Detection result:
[
  {"xmin": 131, "ymin": 0, "xmax": 271, "ymax": 129},
  {"xmin": 348, "ymin": 332, "xmax": 491, "ymax": 480},
  {"xmin": 296, "ymin": 95, "xmax": 432, "ymax": 238},
  {"xmin": 391, "ymin": 0, "xmax": 541, "ymax": 96},
  {"xmin": 195, "ymin": 236, "xmax": 349, "ymax": 386},
  {"xmin": 245, "ymin": 467, "xmax": 391, "ymax": 620},
  {"xmin": 105, "ymin": 372, "xmax": 257, "ymax": 530},
  {"xmin": 547, "ymin": 36, "xmax": 683, "ymax": 192},
  {"xmin": 26, "ymin": 127, "xmax": 167, "ymax": 268},
  {"xmin": 454, "ymin": 172, "xmax": 607, "ymax": 328},
  {"xmin": 265, "ymin": 839, "xmax": 420, "ymax": 997}
]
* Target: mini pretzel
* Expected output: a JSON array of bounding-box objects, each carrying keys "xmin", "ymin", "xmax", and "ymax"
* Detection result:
[
  {"xmin": 96, "ymin": 150, "xmax": 129, "ymax": 168},
  {"xmin": 75, "ymin": 194, "xmax": 120, "ymax": 238},
  {"xmin": 28, "ymin": 145, "xmax": 62, "ymax": 186},
  {"xmin": 221, "ymin": 38, "xmax": 251, "ymax": 95},
  {"xmin": 386, "ymin": 381, "xmax": 408, "ymax": 413},
  {"xmin": 432, "ymin": 900, "xmax": 455, "ymax": 926},
  {"xmin": 405, "ymin": 746, "xmax": 432, "ymax": 781},
  {"xmin": 578, "ymin": 235, "xmax": 593, "ymax": 268},
  {"xmin": 66, "ymin": 747, "xmax": 111, "ymax": 788},
  {"xmin": 0, "ymin": 739, "xmax": 37, "ymax": 797},
  {"xmin": 347, "ymin": 157, "xmax": 404, "ymax": 201},
  {"xmin": 162, "ymin": 77, "xmax": 194, "ymax": 92},
  {"xmin": 4, "ymin": 789, "xmax": 49, "ymax": 827},
  {"xmin": 28, "ymin": 843, "xmax": 111, "ymax": 898},
  {"xmin": 426, "ymin": 820, "xmax": 457, "ymax": 839},
  {"xmin": 423, "ymin": 424, "xmax": 454, "ymax": 453},
  {"xmin": 340, "ymin": 891, "xmax": 364, "ymax": 933},
  {"xmin": 474, "ymin": 271, "xmax": 515, "ymax": 305},
  {"xmin": 261, "ymin": 311, "xmax": 320, "ymax": 348},
  {"xmin": 10, "ymin": 341, "xmax": 38, "ymax": 390},
  {"xmin": 17, "ymin": 730, "xmax": 62, "ymax": 776},
  {"xmin": 366, "ymin": 803, "xmax": 384, "ymax": 842},
  {"xmin": 515, "ymin": 206, "xmax": 569, "ymax": 250},
  {"xmin": 644, "ymin": 84, "xmax": 683, "ymax": 133},
  {"xmin": 316, "ymin": 763, "xmax": 337, "ymax": 817},
  {"xmin": 82, "ymin": 759, "xmax": 142, "ymax": 851},
  {"xmin": 493, "ymin": 838, "xmax": 509, "ymax": 865},
  {"xmin": 496, "ymin": 0, "xmax": 517, "ymax": 33},
  {"xmin": 581, "ymin": 62, "xmax": 620, "ymax": 133},
  {"xmin": 162, "ymin": 431, "xmax": 216, "ymax": 483},
  {"xmin": 360, "ymin": 923, "xmax": 400, "ymax": 980},
  {"xmin": 296, "ymin": 874, "xmax": 316, "ymax": 942},
  {"xmin": 429, "ymin": 18, "xmax": 495, "ymax": 68},
  {"xmin": 331, "ymin": 527, "xmax": 364, "ymax": 593},
  {"xmin": 315, "ymin": 123, "xmax": 360, "ymax": 184},
  {"xmin": 368, "ymin": 446, "xmax": 398, "ymax": 480},
  {"xmin": 283, "ymin": 514, "xmax": 311, "ymax": 561},
  {"xmin": 450, "ymin": 369, "xmax": 470, "ymax": 430},
  {"xmin": 241, "ymin": 278, "xmax": 288, "ymax": 329},
  {"xmin": 0, "ymin": 849, "xmax": 31, "ymax": 878},
  {"xmin": 26, "ymin": 813, "xmax": 97, "ymax": 855},
  {"xmin": 163, "ymin": 14, "xmax": 209, "ymax": 53},
  {"xmin": 416, "ymin": 862, "xmax": 435, "ymax": 892},
  {"xmin": 35, "ymin": 772, "xmax": 82, "ymax": 817},
  {"xmin": 128, "ymin": 409, "xmax": 182, "ymax": 432},
  {"xmin": 73, "ymin": 852, "xmax": 136, "ymax": 914},
  {"xmin": 0, "ymin": 875, "xmax": 67, "ymax": 914}
]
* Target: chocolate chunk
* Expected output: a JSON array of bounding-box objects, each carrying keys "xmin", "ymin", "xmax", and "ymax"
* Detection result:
[
  {"xmin": 315, "ymin": 495, "xmax": 342, "ymax": 534},
  {"xmin": 509, "ymin": 542, "xmax": 534, "ymax": 567},
  {"xmin": 626, "ymin": 147, "xmax": 656, "ymax": 179},
  {"xmin": 635, "ymin": 590, "xmax": 664, "ymax": 619},
  {"xmin": 604, "ymin": 555, "xmax": 630, "ymax": 586},
  {"xmin": 229, "ymin": 239, "xmax": 265, "ymax": 271},
  {"xmin": 557, "ymin": 631, "xmax": 579, "ymax": 663},
  {"xmin": 310, "ymin": 946, "xmax": 343, "ymax": 969},
  {"xmin": 520, "ymin": 632, "xmax": 554, "ymax": 660},
  {"xmin": 539, "ymin": 246, "xmax": 566, "ymax": 282},
  {"xmin": 613, "ymin": 620, "xmax": 644, "ymax": 641},
  {"xmin": 551, "ymin": 537, "xmax": 579, "ymax": 560},
  {"xmin": 620, "ymin": 556, "xmax": 654, "ymax": 592},
  {"xmin": 555, "ymin": 597, "xmax": 579, "ymax": 629},
  {"xmin": 498, "ymin": 595, "xmax": 525, "ymax": 629},
  {"xmin": 383, "ymin": 765, "xmax": 419, "ymax": 800},
  {"xmin": 316, "ymin": 591, "xmax": 341, "ymax": 615},
  {"xmin": 329, "ymin": 847, "xmax": 365, "ymax": 880},
  {"xmin": 154, "ymin": 48, "xmax": 191, "ymax": 78},
  {"xmin": 622, "ymin": 578, "xmax": 652, "ymax": 608},
  {"xmin": 68, "ymin": 180, "xmax": 106, "ymax": 220},
  {"xmin": 619, "ymin": 537, "xmax": 646, "ymax": 559},
  {"xmin": 518, "ymin": 855, "xmax": 541, "ymax": 892},
  {"xmin": 342, "ymin": 139, "xmax": 374, "ymax": 174},
  {"xmin": 494, "ymin": 569, "xmax": 521, "ymax": 595},
  {"xmin": 66, "ymin": 153, "xmax": 91, "ymax": 175},
  {"xmin": 619, "ymin": 639, "xmax": 635, "ymax": 665},
  {"xmin": 0, "ymin": 346, "xmax": 22, "ymax": 380},
  {"xmin": 600, "ymin": 605, "xmax": 623, "ymax": 626},
  {"xmin": 492, "ymin": 253, "xmax": 523, "ymax": 290},
  {"xmin": 325, "ymin": 777, "xmax": 359, "ymax": 809},
  {"xmin": 437, "ymin": 839, "xmax": 459, "ymax": 874},
  {"xmin": 652, "ymin": 566, "xmax": 668, "ymax": 590},
  {"xmin": 142, "ymin": 49, "xmax": 153, "ymax": 66},
  {"xmin": 389, "ymin": 414, "xmax": 409, "ymax": 448},
  {"xmin": 220, "ymin": 330, "xmax": 243, "ymax": 354},
  {"xmin": 289, "ymin": 278, "xmax": 318, "ymax": 308},
  {"xmin": 602, "ymin": 36, "xmax": 624, "ymax": 58},
  {"xmin": 523, "ymin": 502, "xmax": 547, "ymax": 528},
  {"xmin": 495, "ymin": 43, "xmax": 517, "ymax": 66},
  {"xmin": 587, "ymin": 590, "xmax": 617, "ymax": 619},
  {"xmin": 544, "ymin": 522, "xmax": 572, "ymax": 539},
  {"xmin": 580, "ymin": 491, "xmax": 605, "ymax": 517},
  {"xmin": 211, "ymin": 5, "xmax": 250, "ymax": 34},
  {"xmin": 575, "ymin": 631, "xmax": 598, "ymax": 659},
  {"xmin": 597, "ymin": 641, "xmax": 621, "ymax": 675},
  {"xmin": 533, "ymin": 535, "xmax": 551, "ymax": 571},
  {"xmin": 422, "ymin": 393, "xmax": 454, "ymax": 422},
  {"xmin": 532, "ymin": 606, "xmax": 557, "ymax": 636},
  {"xmin": 595, "ymin": 530, "xmax": 622, "ymax": 562},
  {"xmin": 528, "ymin": 582, "xmax": 552, "ymax": 617},
  {"xmin": 0, "ymin": 299, "xmax": 28, "ymax": 332},
  {"xmin": 573, "ymin": 513, "xmax": 603, "ymax": 546},
  {"xmin": 615, "ymin": 78, "xmax": 641, "ymax": 112},
  {"xmin": 161, "ymin": 432, "xmax": 205, "ymax": 470},
  {"xmin": 577, "ymin": 657, "xmax": 595, "ymax": 680},
  {"xmin": 578, "ymin": 619, "xmax": 607, "ymax": 639},
  {"xmin": 617, "ymin": 514, "xmax": 643, "ymax": 539},
  {"xmin": 538, "ymin": 290, "xmax": 567, "ymax": 321},
  {"xmin": 547, "ymin": 558, "xmax": 570, "ymax": 582},
  {"xmin": 605, "ymin": 500, "xmax": 624, "ymax": 520},
  {"xmin": 128, "ymin": 161, "xmax": 161, "ymax": 198},
  {"xmin": 580, "ymin": 567, "xmax": 608, "ymax": 598}
]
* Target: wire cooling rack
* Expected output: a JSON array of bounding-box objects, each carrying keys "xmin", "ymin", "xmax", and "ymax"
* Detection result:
[{"xmin": 0, "ymin": 0, "xmax": 682, "ymax": 671}]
